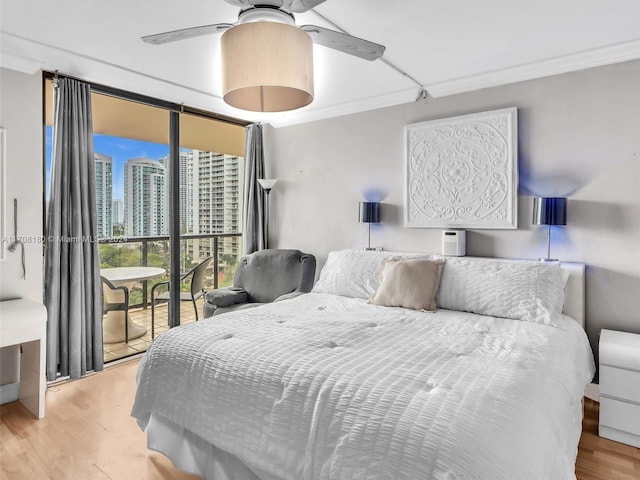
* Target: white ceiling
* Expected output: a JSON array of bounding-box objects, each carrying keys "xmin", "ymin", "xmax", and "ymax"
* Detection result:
[{"xmin": 2, "ymin": 0, "xmax": 640, "ymax": 127}]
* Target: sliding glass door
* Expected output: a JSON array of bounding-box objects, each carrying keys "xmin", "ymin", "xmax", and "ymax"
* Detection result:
[{"xmin": 44, "ymin": 76, "xmax": 247, "ymax": 363}]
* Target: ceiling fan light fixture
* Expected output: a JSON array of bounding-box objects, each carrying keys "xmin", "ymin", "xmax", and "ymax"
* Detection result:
[{"xmin": 221, "ymin": 21, "xmax": 314, "ymax": 112}]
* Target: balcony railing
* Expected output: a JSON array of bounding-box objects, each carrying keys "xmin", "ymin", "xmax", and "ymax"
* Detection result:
[{"xmin": 99, "ymin": 232, "xmax": 242, "ymax": 309}]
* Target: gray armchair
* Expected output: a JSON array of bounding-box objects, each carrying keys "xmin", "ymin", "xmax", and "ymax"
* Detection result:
[{"xmin": 204, "ymin": 249, "xmax": 316, "ymax": 317}]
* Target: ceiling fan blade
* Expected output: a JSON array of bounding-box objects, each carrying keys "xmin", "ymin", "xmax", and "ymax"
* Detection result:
[
  {"xmin": 288, "ymin": 0, "xmax": 329, "ymax": 13},
  {"xmin": 142, "ymin": 23, "xmax": 234, "ymax": 45},
  {"xmin": 300, "ymin": 25, "xmax": 385, "ymax": 61}
]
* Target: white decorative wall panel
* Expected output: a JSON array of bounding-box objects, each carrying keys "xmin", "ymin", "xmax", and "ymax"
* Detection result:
[{"xmin": 405, "ymin": 108, "xmax": 518, "ymax": 229}]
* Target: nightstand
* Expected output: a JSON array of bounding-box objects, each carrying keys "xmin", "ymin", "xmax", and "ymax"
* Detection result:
[{"xmin": 599, "ymin": 329, "xmax": 640, "ymax": 447}]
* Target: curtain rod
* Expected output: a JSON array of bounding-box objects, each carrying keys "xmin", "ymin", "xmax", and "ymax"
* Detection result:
[{"xmin": 42, "ymin": 70, "xmax": 250, "ymax": 127}]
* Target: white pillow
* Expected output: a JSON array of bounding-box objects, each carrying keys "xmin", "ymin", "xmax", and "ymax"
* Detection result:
[
  {"xmin": 436, "ymin": 257, "xmax": 567, "ymax": 325},
  {"xmin": 312, "ymin": 249, "xmax": 438, "ymax": 299}
]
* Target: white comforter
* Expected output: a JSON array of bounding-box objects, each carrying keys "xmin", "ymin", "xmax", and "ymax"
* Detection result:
[{"xmin": 131, "ymin": 293, "xmax": 595, "ymax": 480}]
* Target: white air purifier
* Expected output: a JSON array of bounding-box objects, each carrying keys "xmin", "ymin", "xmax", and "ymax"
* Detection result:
[{"xmin": 442, "ymin": 230, "xmax": 466, "ymax": 256}]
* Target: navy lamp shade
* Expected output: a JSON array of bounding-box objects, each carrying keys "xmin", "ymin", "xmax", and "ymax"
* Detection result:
[
  {"xmin": 532, "ymin": 197, "xmax": 567, "ymax": 226},
  {"xmin": 359, "ymin": 202, "xmax": 380, "ymax": 250},
  {"xmin": 359, "ymin": 202, "xmax": 380, "ymax": 223},
  {"xmin": 532, "ymin": 197, "xmax": 567, "ymax": 261}
]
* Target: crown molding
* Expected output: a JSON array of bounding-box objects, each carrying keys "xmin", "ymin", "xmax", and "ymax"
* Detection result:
[
  {"xmin": 267, "ymin": 39, "xmax": 640, "ymax": 127},
  {"xmin": 3, "ymin": 29, "xmax": 639, "ymax": 128},
  {"xmin": 426, "ymin": 39, "xmax": 640, "ymax": 98},
  {"xmin": 264, "ymin": 88, "xmax": 418, "ymax": 128},
  {"xmin": 0, "ymin": 52, "xmax": 43, "ymax": 75}
]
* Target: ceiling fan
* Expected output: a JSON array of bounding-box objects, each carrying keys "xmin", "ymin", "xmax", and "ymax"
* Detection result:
[
  {"xmin": 142, "ymin": 0, "xmax": 386, "ymax": 62},
  {"xmin": 141, "ymin": 0, "xmax": 386, "ymax": 112}
]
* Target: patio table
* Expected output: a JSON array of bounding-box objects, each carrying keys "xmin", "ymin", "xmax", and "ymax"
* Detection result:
[{"xmin": 101, "ymin": 267, "xmax": 166, "ymax": 343}]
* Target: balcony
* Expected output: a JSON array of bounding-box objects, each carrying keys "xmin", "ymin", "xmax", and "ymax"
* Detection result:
[
  {"xmin": 103, "ymin": 298, "xmax": 203, "ymax": 362},
  {"xmin": 100, "ymin": 232, "xmax": 242, "ymax": 363}
]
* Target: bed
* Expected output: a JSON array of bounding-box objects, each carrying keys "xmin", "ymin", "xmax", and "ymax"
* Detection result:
[{"xmin": 131, "ymin": 250, "xmax": 595, "ymax": 480}]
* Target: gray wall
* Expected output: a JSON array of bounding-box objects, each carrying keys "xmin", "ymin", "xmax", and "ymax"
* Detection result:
[
  {"xmin": 0, "ymin": 68, "xmax": 44, "ymax": 386},
  {"xmin": 0, "ymin": 68, "xmax": 44, "ymax": 302},
  {"xmin": 0, "ymin": 61, "xmax": 638, "ymax": 382},
  {"xmin": 264, "ymin": 59, "xmax": 640, "ymax": 372}
]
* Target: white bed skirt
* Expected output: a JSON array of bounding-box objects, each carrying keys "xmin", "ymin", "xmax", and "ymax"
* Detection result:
[{"xmin": 147, "ymin": 413, "xmax": 279, "ymax": 480}]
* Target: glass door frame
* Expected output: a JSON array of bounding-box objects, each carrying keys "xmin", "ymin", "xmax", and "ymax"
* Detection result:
[{"xmin": 42, "ymin": 71, "xmax": 249, "ymax": 329}]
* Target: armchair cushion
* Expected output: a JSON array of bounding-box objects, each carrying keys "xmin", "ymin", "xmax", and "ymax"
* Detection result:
[
  {"xmin": 205, "ymin": 288, "xmax": 248, "ymax": 308},
  {"xmin": 204, "ymin": 249, "xmax": 316, "ymax": 317}
]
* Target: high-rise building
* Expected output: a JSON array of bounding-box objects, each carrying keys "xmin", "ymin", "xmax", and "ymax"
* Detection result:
[
  {"xmin": 124, "ymin": 158, "xmax": 167, "ymax": 237},
  {"xmin": 112, "ymin": 199, "xmax": 124, "ymax": 225},
  {"xmin": 185, "ymin": 150, "xmax": 244, "ymax": 260},
  {"xmin": 94, "ymin": 153, "xmax": 113, "ymax": 238},
  {"xmin": 222, "ymin": 154, "xmax": 244, "ymax": 255},
  {"xmin": 160, "ymin": 151, "xmax": 189, "ymax": 233}
]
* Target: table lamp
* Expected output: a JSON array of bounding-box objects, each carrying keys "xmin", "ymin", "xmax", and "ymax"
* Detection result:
[
  {"xmin": 359, "ymin": 202, "xmax": 380, "ymax": 250},
  {"xmin": 532, "ymin": 197, "xmax": 567, "ymax": 261}
]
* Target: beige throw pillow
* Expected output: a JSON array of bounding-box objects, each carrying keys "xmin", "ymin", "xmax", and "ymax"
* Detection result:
[{"xmin": 369, "ymin": 258, "xmax": 444, "ymax": 311}]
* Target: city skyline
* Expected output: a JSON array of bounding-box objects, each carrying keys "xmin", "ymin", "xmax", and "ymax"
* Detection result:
[
  {"xmin": 46, "ymin": 128, "xmax": 170, "ymax": 201},
  {"xmin": 45, "ymin": 130, "xmax": 244, "ymax": 262}
]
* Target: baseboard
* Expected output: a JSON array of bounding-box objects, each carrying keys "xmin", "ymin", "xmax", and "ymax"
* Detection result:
[
  {"xmin": 599, "ymin": 425, "xmax": 640, "ymax": 448},
  {"xmin": 0, "ymin": 382, "xmax": 20, "ymax": 405},
  {"xmin": 585, "ymin": 383, "xmax": 599, "ymax": 402}
]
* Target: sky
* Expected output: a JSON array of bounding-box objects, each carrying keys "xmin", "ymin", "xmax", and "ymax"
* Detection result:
[{"xmin": 46, "ymin": 127, "xmax": 170, "ymax": 200}]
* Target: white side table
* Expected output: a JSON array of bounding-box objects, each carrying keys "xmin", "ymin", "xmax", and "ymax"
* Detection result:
[
  {"xmin": 0, "ymin": 299, "xmax": 47, "ymax": 418},
  {"xmin": 599, "ymin": 329, "xmax": 640, "ymax": 447}
]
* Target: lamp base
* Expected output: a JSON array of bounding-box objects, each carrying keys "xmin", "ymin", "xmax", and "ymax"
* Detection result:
[
  {"xmin": 538, "ymin": 258, "xmax": 560, "ymax": 263},
  {"xmin": 363, "ymin": 247, "xmax": 376, "ymax": 251}
]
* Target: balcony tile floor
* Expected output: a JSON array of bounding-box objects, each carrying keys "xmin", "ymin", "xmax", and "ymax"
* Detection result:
[{"xmin": 103, "ymin": 298, "xmax": 204, "ymax": 363}]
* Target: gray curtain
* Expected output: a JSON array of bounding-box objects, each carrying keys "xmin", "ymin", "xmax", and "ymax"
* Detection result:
[
  {"xmin": 45, "ymin": 77, "xmax": 103, "ymax": 381},
  {"xmin": 242, "ymin": 123, "xmax": 266, "ymax": 254}
]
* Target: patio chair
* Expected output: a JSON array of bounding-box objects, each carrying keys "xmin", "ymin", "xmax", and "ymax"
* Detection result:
[
  {"xmin": 101, "ymin": 276, "xmax": 130, "ymax": 344},
  {"xmin": 150, "ymin": 256, "xmax": 214, "ymax": 339}
]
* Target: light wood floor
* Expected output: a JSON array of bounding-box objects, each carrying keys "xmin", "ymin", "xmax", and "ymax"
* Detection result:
[
  {"xmin": 576, "ymin": 398, "xmax": 640, "ymax": 480},
  {"xmin": 1, "ymin": 360, "xmax": 639, "ymax": 480},
  {"xmin": 0, "ymin": 359, "xmax": 199, "ymax": 480}
]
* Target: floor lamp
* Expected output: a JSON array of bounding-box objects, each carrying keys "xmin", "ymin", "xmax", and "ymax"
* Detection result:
[
  {"xmin": 258, "ymin": 179, "xmax": 277, "ymax": 249},
  {"xmin": 532, "ymin": 197, "xmax": 567, "ymax": 261}
]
